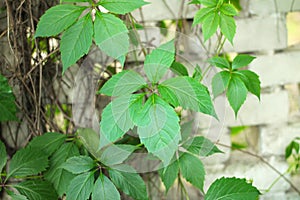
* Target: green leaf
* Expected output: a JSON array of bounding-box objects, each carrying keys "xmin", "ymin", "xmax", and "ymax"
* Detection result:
[
  {"xmin": 0, "ymin": 141, "xmax": 7, "ymax": 173},
  {"xmin": 92, "ymin": 175, "xmax": 121, "ymax": 200},
  {"xmin": 159, "ymin": 160, "xmax": 179, "ymax": 192},
  {"xmin": 100, "ymin": 145, "xmax": 138, "ymax": 166},
  {"xmin": 6, "ymin": 190, "xmax": 28, "ymax": 200},
  {"xmin": 66, "ymin": 172, "xmax": 94, "ymax": 200},
  {"xmin": 202, "ymin": 11, "xmax": 220, "ymax": 41},
  {"xmin": 220, "ymin": 3, "xmax": 238, "ymax": 16},
  {"xmin": 200, "ymin": 0, "xmax": 218, "ymax": 7},
  {"xmin": 180, "ymin": 120, "xmax": 194, "ymax": 142},
  {"xmin": 99, "ymin": 0, "xmax": 149, "ymax": 15},
  {"xmin": 227, "ymin": 75, "xmax": 248, "ymax": 117},
  {"xmin": 35, "ymin": 5, "xmax": 85, "ymax": 37},
  {"xmin": 205, "ymin": 177, "xmax": 260, "ymax": 200},
  {"xmin": 44, "ymin": 143, "xmax": 79, "ymax": 197},
  {"xmin": 28, "ymin": 132, "xmax": 66, "ymax": 156},
  {"xmin": 61, "ymin": 14, "xmax": 93, "ymax": 72},
  {"xmin": 14, "ymin": 180, "xmax": 58, "ymax": 200},
  {"xmin": 189, "ymin": 0, "xmax": 201, "ymax": 4},
  {"xmin": 158, "ymin": 76, "xmax": 217, "ymax": 118},
  {"xmin": 94, "ymin": 12, "xmax": 129, "ymax": 66},
  {"xmin": 109, "ymin": 166, "xmax": 148, "ymax": 200},
  {"xmin": 61, "ymin": 156, "xmax": 95, "ymax": 174},
  {"xmin": 77, "ymin": 128, "xmax": 100, "ymax": 158},
  {"xmin": 182, "ymin": 136, "xmax": 223, "ymax": 157},
  {"xmin": 235, "ymin": 70, "xmax": 260, "ymax": 99},
  {"xmin": 232, "ymin": 54, "xmax": 256, "ymax": 70},
  {"xmin": 220, "ymin": 13, "xmax": 236, "ymax": 44},
  {"xmin": 100, "ymin": 94, "xmax": 145, "ymax": 148},
  {"xmin": 207, "ymin": 56, "xmax": 230, "ymax": 69},
  {"xmin": 137, "ymin": 94, "xmax": 181, "ymax": 165},
  {"xmin": 179, "ymin": 153, "xmax": 205, "ymax": 191},
  {"xmin": 100, "ymin": 70, "xmax": 146, "ymax": 96},
  {"xmin": 144, "ymin": 40, "xmax": 175, "ymax": 83},
  {"xmin": 8, "ymin": 147, "xmax": 48, "ymax": 178},
  {"xmin": 286, "ymin": 141, "xmax": 297, "ymax": 159},
  {"xmin": 61, "ymin": 0, "xmax": 88, "ymax": 2},
  {"xmin": 170, "ymin": 61, "xmax": 189, "ymax": 76},
  {"xmin": 212, "ymin": 71, "xmax": 231, "ymax": 97},
  {"xmin": 193, "ymin": 7, "xmax": 215, "ymax": 26},
  {"xmin": 0, "ymin": 74, "xmax": 18, "ymax": 121},
  {"xmin": 192, "ymin": 64, "xmax": 203, "ymax": 82}
]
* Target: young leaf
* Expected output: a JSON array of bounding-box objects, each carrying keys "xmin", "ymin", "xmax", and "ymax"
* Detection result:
[
  {"xmin": 220, "ymin": 13, "xmax": 236, "ymax": 44},
  {"xmin": 0, "ymin": 74, "xmax": 18, "ymax": 121},
  {"xmin": 144, "ymin": 40, "xmax": 175, "ymax": 83},
  {"xmin": 66, "ymin": 172, "xmax": 95, "ymax": 200},
  {"xmin": 61, "ymin": 156, "xmax": 95, "ymax": 174},
  {"xmin": 200, "ymin": 0, "xmax": 218, "ymax": 7},
  {"xmin": 0, "ymin": 141, "xmax": 7, "ymax": 173},
  {"xmin": 193, "ymin": 7, "xmax": 215, "ymax": 26},
  {"xmin": 158, "ymin": 76, "xmax": 217, "ymax": 118},
  {"xmin": 61, "ymin": 14, "xmax": 93, "ymax": 72},
  {"xmin": 100, "ymin": 144, "xmax": 138, "ymax": 166},
  {"xmin": 99, "ymin": 70, "xmax": 146, "ymax": 96},
  {"xmin": 227, "ymin": 75, "xmax": 248, "ymax": 117},
  {"xmin": 159, "ymin": 160, "xmax": 179, "ymax": 192},
  {"xmin": 220, "ymin": 3, "xmax": 238, "ymax": 16},
  {"xmin": 235, "ymin": 70, "xmax": 260, "ymax": 99},
  {"xmin": 8, "ymin": 147, "xmax": 48, "ymax": 178},
  {"xmin": 137, "ymin": 94, "xmax": 181, "ymax": 165},
  {"xmin": 170, "ymin": 62, "xmax": 189, "ymax": 76},
  {"xmin": 92, "ymin": 175, "xmax": 121, "ymax": 200},
  {"xmin": 207, "ymin": 56, "xmax": 230, "ymax": 69},
  {"xmin": 44, "ymin": 143, "xmax": 79, "ymax": 197},
  {"xmin": 202, "ymin": 11, "xmax": 220, "ymax": 41},
  {"xmin": 205, "ymin": 177, "xmax": 260, "ymax": 200},
  {"xmin": 100, "ymin": 94, "xmax": 145, "ymax": 148},
  {"xmin": 179, "ymin": 153, "xmax": 205, "ymax": 191},
  {"xmin": 182, "ymin": 136, "xmax": 223, "ymax": 157},
  {"xmin": 109, "ymin": 166, "xmax": 148, "ymax": 200},
  {"xmin": 192, "ymin": 64, "xmax": 203, "ymax": 82},
  {"xmin": 28, "ymin": 132, "xmax": 66, "ymax": 156},
  {"xmin": 99, "ymin": 0, "xmax": 149, "ymax": 15},
  {"xmin": 14, "ymin": 180, "xmax": 58, "ymax": 200},
  {"xmin": 212, "ymin": 71, "xmax": 231, "ymax": 97},
  {"xmin": 35, "ymin": 5, "xmax": 85, "ymax": 37},
  {"xmin": 232, "ymin": 54, "xmax": 256, "ymax": 70},
  {"xmin": 94, "ymin": 12, "xmax": 129, "ymax": 66}
]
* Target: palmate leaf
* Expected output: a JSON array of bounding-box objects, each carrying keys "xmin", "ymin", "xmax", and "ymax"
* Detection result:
[
  {"xmin": 94, "ymin": 12, "xmax": 129, "ymax": 66},
  {"xmin": 44, "ymin": 143, "xmax": 79, "ymax": 197},
  {"xmin": 207, "ymin": 56, "xmax": 230, "ymax": 69},
  {"xmin": 220, "ymin": 3, "xmax": 238, "ymax": 16},
  {"xmin": 61, "ymin": 156, "xmax": 96, "ymax": 174},
  {"xmin": 232, "ymin": 54, "xmax": 256, "ymax": 70},
  {"xmin": 144, "ymin": 40, "xmax": 175, "ymax": 83},
  {"xmin": 205, "ymin": 177, "xmax": 260, "ymax": 200},
  {"xmin": 235, "ymin": 70, "xmax": 260, "ymax": 99},
  {"xmin": 0, "ymin": 74, "xmax": 18, "ymax": 121},
  {"xmin": 0, "ymin": 141, "xmax": 7, "ymax": 173},
  {"xmin": 99, "ymin": 94, "xmax": 145, "ymax": 148},
  {"xmin": 170, "ymin": 61, "xmax": 189, "ymax": 76},
  {"xmin": 35, "ymin": 5, "xmax": 85, "ymax": 37},
  {"xmin": 99, "ymin": 0, "xmax": 149, "ymax": 15},
  {"xmin": 159, "ymin": 159, "xmax": 179, "ymax": 192},
  {"xmin": 137, "ymin": 94, "xmax": 181, "ymax": 165},
  {"xmin": 28, "ymin": 132, "xmax": 66, "ymax": 156},
  {"xmin": 212, "ymin": 71, "xmax": 231, "ymax": 97},
  {"xmin": 77, "ymin": 128, "xmax": 100, "ymax": 158},
  {"xmin": 8, "ymin": 147, "xmax": 48, "ymax": 178},
  {"xmin": 100, "ymin": 70, "xmax": 146, "ymax": 96},
  {"xmin": 193, "ymin": 7, "xmax": 215, "ymax": 26},
  {"xmin": 92, "ymin": 175, "xmax": 120, "ymax": 200},
  {"xmin": 220, "ymin": 13, "xmax": 236, "ymax": 44},
  {"xmin": 202, "ymin": 11, "xmax": 220, "ymax": 41},
  {"xmin": 200, "ymin": 0, "xmax": 218, "ymax": 7},
  {"xmin": 158, "ymin": 76, "xmax": 217, "ymax": 118},
  {"xmin": 61, "ymin": 14, "xmax": 93, "ymax": 72},
  {"xmin": 6, "ymin": 190, "xmax": 28, "ymax": 200},
  {"xmin": 179, "ymin": 153, "xmax": 205, "ymax": 191},
  {"xmin": 14, "ymin": 180, "xmax": 58, "ymax": 200},
  {"xmin": 62, "ymin": 0, "xmax": 88, "ymax": 2},
  {"xmin": 182, "ymin": 136, "xmax": 223, "ymax": 157},
  {"xmin": 109, "ymin": 165, "xmax": 148, "ymax": 200},
  {"xmin": 66, "ymin": 171, "xmax": 94, "ymax": 200},
  {"xmin": 227, "ymin": 74, "xmax": 248, "ymax": 117}
]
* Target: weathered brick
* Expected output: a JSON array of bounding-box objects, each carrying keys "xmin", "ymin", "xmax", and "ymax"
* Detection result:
[
  {"xmin": 249, "ymin": 0, "xmax": 300, "ymax": 15},
  {"xmin": 249, "ymin": 50, "xmax": 300, "ymax": 87}
]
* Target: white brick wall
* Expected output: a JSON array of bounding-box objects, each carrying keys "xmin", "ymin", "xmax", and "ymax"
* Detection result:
[{"xmin": 249, "ymin": 0, "xmax": 300, "ymax": 15}]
